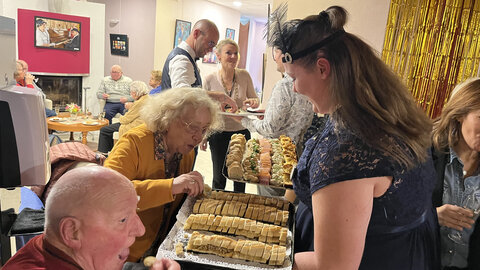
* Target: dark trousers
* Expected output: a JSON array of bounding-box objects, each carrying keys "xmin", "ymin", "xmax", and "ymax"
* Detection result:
[
  {"xmin": 208, "ymin": 129, "xmax": 250, "ymax": 193},
  {"xmin": 45, "ymin": 108, "xmax": 56, "ymax": 118},
  {"xmin": 97, "ymin": 122, "xmax": 120, "ymax": 153},
  {"xmin": 104, "ymin": 102, "xmax": 125, "ymax": 124}
]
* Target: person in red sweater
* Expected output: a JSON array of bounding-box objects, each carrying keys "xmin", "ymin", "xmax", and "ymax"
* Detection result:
[
  {"xmin": 14, "ymin": 60, "xmax": 57, "ymax": 117},
  {"xmin": 2, "ymin": 166, "xmax": 180, "ymax": 270}
]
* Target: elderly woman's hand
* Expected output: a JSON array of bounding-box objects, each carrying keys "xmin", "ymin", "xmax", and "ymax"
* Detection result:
[
  {"xmin": 437, "ymin": 204, "xmax": 475, "ymax": 230},
  {"xmin": 124, "ymin": 102, "xmax": 133, "ymax": 110},
  {"xmin": 172, "ymin": 171, "xmax": 204, "ymax": 197}
]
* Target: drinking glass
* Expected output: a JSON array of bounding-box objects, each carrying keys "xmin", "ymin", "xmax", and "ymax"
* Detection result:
[
  {"xmin": 98, "ymin": 111, "xmax": 106, "ymax": 121},
  {"xmin": 85, "ymin": 109, "xmax": 92, "ymax": 119},
  {"xmin": 54, "ymin": 105, "xmax": 60, "ymax": 116},
  {"xmin": 448, "ymin": 194, "xmax": 480, "ymax": 245}
]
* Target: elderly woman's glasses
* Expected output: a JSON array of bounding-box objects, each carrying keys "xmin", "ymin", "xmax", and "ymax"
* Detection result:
[{"xmin": 182, "ymin": 121, "xmax": 208, "ymax": 136}]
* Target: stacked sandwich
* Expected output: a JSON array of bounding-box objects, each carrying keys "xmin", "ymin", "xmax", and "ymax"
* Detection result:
[
  {"xmin": 225, "ymin": 134, "xmax": 246, "ymax": 180},
  {"xmin": 184, "ymin": 214, "xmax": 288, "ymax": 245},
  {"xmin": 279, "ymin": 135, "xmax": 297, "ymax": 187},
  {"xmin": 242, "ymin": 138, "xmax": 260, "ymax": 182},
  {"xmin": 226, "ymin": 134, "xmax": 297, "ymax": 188},
  {"xmin": 270, "ymin": 139, "xmax": 284, "ymax": 186},
  {"xmin": 258, "ymin": 138, "xmax": 272, "ymax": 185},
  {"xmin": 186, "ymin": 231, "xmax": 287, "ymax": 266}
]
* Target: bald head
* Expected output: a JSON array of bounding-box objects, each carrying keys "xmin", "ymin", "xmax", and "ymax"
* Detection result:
[
  {"xmin": 186, "ymin": 19, "xmax": 219, "ymax": 58},
  {"xmin": 192, "ymin": 19, "xmax": 219, "ymax": 35},
  {"xmin": 110, "ymin": 65, "xmax": 123, "ymax": 81},
  {"xmin": 44, "ymin": 166, "xmax": 134, "ymax": 234}
]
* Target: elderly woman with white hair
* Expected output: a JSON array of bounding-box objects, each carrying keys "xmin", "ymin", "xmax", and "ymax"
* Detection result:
[
  {"xmin": 97, "ymin": 80, "xmax": 149, "ymax": 155},
  {"xmin": 104, "ymin": 87, "xmax": 223, "ymax": 263}
]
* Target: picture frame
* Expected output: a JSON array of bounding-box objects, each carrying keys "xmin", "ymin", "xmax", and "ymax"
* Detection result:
[
  {"xmin": 225, "ymin": 28, "xmax": 235, "ymax": 40},
  {"xmin": 34, "ymin": 16, "xmax": 81, "ymax": 51},
  {"xmin": 202, "ymin": 47, "xmax": 218, "ymax": 64},
  {"xmin": 174, "ymin": 19, "xmax": 192, "ymax": 48},
  {"xmin": 110, "ymin": 34, "xmax": 129, "ymax": 56}
]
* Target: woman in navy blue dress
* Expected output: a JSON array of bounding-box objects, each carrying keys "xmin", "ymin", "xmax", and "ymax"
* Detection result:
[{"xmin": 268, "ymin": 5, "xmax": 440, "ymax": 269}]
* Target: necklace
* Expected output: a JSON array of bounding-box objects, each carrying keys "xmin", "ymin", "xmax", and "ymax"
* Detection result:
[{"xmin": 221, "ymin": 70, "xmax": 236, "ymax": 97}]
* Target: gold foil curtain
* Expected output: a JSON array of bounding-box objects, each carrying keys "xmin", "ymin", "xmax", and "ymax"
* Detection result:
[{"xmin": 382, "ymin": 0, "xmax": 480, "ymax": 118}]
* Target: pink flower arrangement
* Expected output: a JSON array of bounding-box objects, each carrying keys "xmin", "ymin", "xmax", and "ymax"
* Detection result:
[{"xmin": 65, "ymin": 103, "xmax": 81, "ymax": 114}]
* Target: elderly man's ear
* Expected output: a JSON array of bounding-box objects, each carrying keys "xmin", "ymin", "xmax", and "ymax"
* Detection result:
[{"xmin": 59, "ymin": 217, "xmax": 82, "ymax": 249}]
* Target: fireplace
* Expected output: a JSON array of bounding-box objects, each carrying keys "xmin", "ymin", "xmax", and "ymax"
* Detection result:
[{"xmin": 35, "ymin": 75, "xmax": 82, "ymax": 110}]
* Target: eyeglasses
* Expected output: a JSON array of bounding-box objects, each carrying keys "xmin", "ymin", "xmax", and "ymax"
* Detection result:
[
  {"xmin": 182, "ymin": 120, "xmax": 208, "ymax": 136},
  {"xmin": 200, "ymin": 31, "xmax": 217, "ymax": 48}
]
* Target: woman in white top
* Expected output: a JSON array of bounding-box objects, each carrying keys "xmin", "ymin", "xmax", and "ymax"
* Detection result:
[{"xmin": 202, "ymin": 39, "xmax": 259, "ymax": 192}]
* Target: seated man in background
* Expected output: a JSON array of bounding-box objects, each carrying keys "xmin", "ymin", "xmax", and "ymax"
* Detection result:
[
  {"xmin": 14, "ymin": 60, "xmax": 56, "ymax": 117},
  {"xmin": 3, "ymin": 166, "xmax": 179, "ymax": 270},
  {"xmin": 97, "ymin": 65, "xmax": 133, "ymax": 124},
  {"xmin": 97, "ymin": 81, "xmax": 149, "ymax": 156},
  {"xmin": 149, "ymin": 70, "xmax": 163, "ymax": 94}
]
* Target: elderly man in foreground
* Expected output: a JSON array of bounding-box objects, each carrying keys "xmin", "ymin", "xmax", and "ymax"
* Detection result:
[{"xmin": 2, "ymin": 166, "xmax": 180, "ymax": 270}]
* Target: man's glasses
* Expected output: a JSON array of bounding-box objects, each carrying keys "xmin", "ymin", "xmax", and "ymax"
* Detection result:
[
  {"xmin": 200, "ymin": 31, "xmax": 216, "ymax": 48},
  {"xmin": 182, "ymin": 120, "xmax": 208, "ymax": 136}
]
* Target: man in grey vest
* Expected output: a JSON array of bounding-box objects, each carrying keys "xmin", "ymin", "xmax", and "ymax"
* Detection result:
[{"xmin": 161, "ymin": 19, "xmax": 237, "ymax": 110}]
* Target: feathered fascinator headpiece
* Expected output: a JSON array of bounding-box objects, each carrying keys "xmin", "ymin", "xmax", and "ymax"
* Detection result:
[{"xmin": 265, "ymin": 3, "xmax": 345, "ymax": 64}]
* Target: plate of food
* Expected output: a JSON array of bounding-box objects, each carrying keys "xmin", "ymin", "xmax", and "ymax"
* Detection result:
[
  {"xmin": 49, "ymin": 117, "xmax": 66, "ymax": 122},
  {"xmin": 82, "ymin": 120, "xmax": 99, "ymax": 126},
  {"xmin": 157, "ymin": 190, "xmax": 295, "ymax": 270},
  {"xmin": 219, "ymin": 109, "xmax": 264, "ymax": 117},
  {"xmin": 224, "ymin": 134, "xmax": 296, "ymax": 189}
]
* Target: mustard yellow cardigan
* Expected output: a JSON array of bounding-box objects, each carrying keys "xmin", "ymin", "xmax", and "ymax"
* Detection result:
[{"xmin": 104, "ymin": 124, "xmax": 194, "ymax": 262}]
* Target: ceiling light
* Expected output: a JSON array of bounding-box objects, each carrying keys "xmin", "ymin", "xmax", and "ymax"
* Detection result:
[{"xmin": 233, "ymin": 1, "xmax": 242, "ymax": 7}]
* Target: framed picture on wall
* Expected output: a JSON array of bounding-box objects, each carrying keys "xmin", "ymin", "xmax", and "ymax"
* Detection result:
[
  {"xmin": 110, "ymin": 34, "xmax": 129, "ymax": 57},
  {"xmin": 34, "ymin": 16, "xmax": 81, "ymax": 51},
  {"xmin": 174, "ymin": 19, "xmax": 192, "ymax": 48},
  {"xmin": 202, "ymin": 47, "xmax": 218, "ymax": 64},
  {"xmin": 226, "ymin": 28, "xmax": 235, "ymax": 40}
]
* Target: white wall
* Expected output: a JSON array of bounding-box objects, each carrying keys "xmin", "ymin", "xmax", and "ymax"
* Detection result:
[
  {"xmin": 155, "ymin": 0, "xmax": 266, "ymax": 90},
  {"xmin": 262, "ymin": 0, "xmax": 390, "ymax": 104},
  {"xmin": 245, "ymin": 19, "xmax": 267, "ymax": 96},
  {"xmin": 0, "ymin": 0, "xmax": 106, "ymax": 115},
  {"xmin": 91, "ymin": 0, "xmax": 156, "ymax": 84}
]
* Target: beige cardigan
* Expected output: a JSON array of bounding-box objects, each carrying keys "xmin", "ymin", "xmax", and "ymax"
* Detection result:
[
  {"xmin": 118, "ymin": 94, "xmax": 149, "ymax": 137},
  {"xmin": 203, "ymin": 68, "xmax": 258, "ymax": 131}
]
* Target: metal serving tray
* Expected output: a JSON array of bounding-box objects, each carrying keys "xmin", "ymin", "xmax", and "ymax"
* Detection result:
[{"xmin": 156, "ymin": 191, "xmax": 296, "ymax": 270}]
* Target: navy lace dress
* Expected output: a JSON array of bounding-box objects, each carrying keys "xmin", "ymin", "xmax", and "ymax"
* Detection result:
[{"xmin": 293, "ymin": 119, "xmax": 440, "ymax": 269}]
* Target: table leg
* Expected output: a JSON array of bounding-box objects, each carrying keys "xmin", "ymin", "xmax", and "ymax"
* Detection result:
[
  {"xmin": 69, "ymin": 132, "xmax": 74, "ymax": 141},
  {"xmin": 82, "ymin": 132, "xmax": 88, "ymax": 144}
]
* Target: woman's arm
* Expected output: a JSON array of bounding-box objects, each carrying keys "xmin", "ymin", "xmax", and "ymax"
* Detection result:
[{"xmin": 294, "ymin": 177, "xmax": 387, "ymax": 270}]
